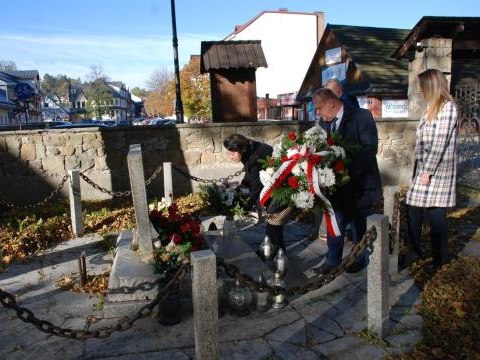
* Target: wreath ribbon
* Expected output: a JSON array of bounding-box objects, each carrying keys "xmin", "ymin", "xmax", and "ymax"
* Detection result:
[{"xmin": 259, "ymin": 145, "xmax": 340, "ymax": 237}]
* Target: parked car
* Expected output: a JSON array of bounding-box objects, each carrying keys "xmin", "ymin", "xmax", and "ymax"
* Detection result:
[
  {"xmin": 116, "ymin": 120, "xmax": 130, "ymax": 127},
  {"xmin": 149, "ymin": 118, "xmax": 176, "ymax": 126},
  {"xmin": 50, "ymin": 123, "xmax": 113, "ymax": 129},
  {"xmin": 44, "ymin": 121, "xmax": 73, "ymax": 128}
]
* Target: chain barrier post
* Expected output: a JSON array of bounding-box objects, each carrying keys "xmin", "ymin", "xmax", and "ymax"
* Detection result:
[
  {"xmin": 367, "ymin": 214, "xmax": 390, "ymax": 339},
  {"xmin": 68, "ymin": 170, "xmax": 84, "ymax": 237},
  {"xmin": 191, "ymin": 250, "xmax": 220, "ymax": 360},
  {"xmin": 163, "ymin": 162, "xmax": 173, "ymax": 206},
  {"xmin": 127, "ymin": 144, "xmax": 153, "ymax": 258},
  {"xmin": 383, "ymin": 185, "xmax": 400, "ymax": 277}
]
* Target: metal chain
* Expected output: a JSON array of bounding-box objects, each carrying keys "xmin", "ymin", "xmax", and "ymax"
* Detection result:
[
  {"xmin": 0, "ymin": 174, "xmax": 69, "ymax": 210},
  {"xmin": 389, "ymin": 191, "xmax": 400, "ymax": 254},
  {"xmin": 172, "ymin": 164, "xmax": 245, "ymax": 184},
  {"xmin": 398, "ymin": 192, "xmax": 407, "ymax": 248},
  {"xmin": 145, "ymin": 164, "xmax": 163, "ymax": 186},
  {"xmin": 217, "ymin": 226, "xmax": 377, "ymax": 298},
  {"xmin": 78, "ymin": 163, "xmax": 163, "ymax": 198},
  {"xmin": 0, "ymin": 264, "xmax": 188, "ymax": 341},
  {"xmin": 78, "ymin": 172, "xmax": 131, "ymax": 198}
]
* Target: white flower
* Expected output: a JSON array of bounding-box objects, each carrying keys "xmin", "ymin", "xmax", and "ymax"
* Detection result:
[
  {"xmin": 317, "ymin": 167, "xmax": 336, "ymax": 187},
  {"xmin": 153, "ymin": 240, "xmax": 162, "ymax": 248},
  {"xmin": 300, "ymin": 161, "xmax": 308, "ymax": 172},
  {"xmin": 272, "ymin": 142, "xmax": 283, "ymax": 158},
  {"xmin": 291, "ymin": 163, "xmax": 303, "ymax": 176},
  {"xmin": 221, "ymin": 188, "xmax": 236, "ymax": 206},
  {"xmin": 291, "ymin": 191, "xmax": 315, "ymax": 209},
  {"xmin": 330, "ymin": 145, "xmax": 346, "ymax": 159},
  {"xmin": 177, "ymin": 253, "xmax": 186, "ymax": 263},
  {"xmin": 149, "ymin": 198, "xmax": 169, "ymax": 211},
  {"xmin": 259, "ymin": 168, "xmax": 274, "ymax": 186},
  {"xmin": 166, "ymin": 241, "xmax": 176, "ymax": 252},
  {"xmin": 304, "ymin": 125, "xmax": 327, "ymax": 144}
]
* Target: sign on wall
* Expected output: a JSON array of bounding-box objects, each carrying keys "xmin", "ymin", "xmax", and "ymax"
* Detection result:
[
  {"xmin": 382, "ymin": 99, "xmax": 408, "ymax": 118},
  {"xmin": 321, "ymin": 63, "xmax": 346, "ymax": 85},
  {"xmin": 325, "ymin": 47, "xmax": 342, "ymax": 65},
  {"xmin": 277, "ymin": 92, "xmax": 298, "ymax": 106},
  {"xmin": 14, "ymin": 83, "xmax": 34, "ymax": 101}
]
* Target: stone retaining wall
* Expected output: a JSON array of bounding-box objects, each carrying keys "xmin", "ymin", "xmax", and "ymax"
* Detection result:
[{"xmin": 0, "ymin": 120, "xmax": 417, "ymax": 203}]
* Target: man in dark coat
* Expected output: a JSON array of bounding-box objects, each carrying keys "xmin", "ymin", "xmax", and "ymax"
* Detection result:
[
  {"xmin": 312, "ymin": 88, "xmax": 382, "ymax": 274},
  {"xmin": 325, "ymin": 78, "xmax": 360, "ymax": 108}
]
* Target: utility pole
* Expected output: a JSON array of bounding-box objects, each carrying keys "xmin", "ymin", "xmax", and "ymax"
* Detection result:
[
  {"xmin": 68, "ymin": 81, "xmax": 73, "ymax": 122},
  {"xmin": 170, "ymin": 0, "xmax": 184, "ymax": 123}
]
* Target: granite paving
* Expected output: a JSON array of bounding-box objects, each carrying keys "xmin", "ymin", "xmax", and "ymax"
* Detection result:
[{"xmin": 1, "ymin": 206, "xmax": 478, "ymax": 360}]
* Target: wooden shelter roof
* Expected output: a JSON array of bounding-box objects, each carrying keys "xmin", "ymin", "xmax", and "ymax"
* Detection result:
[
  {"xmin": 297, "ymin": 24, "xmax": 410, "ymax": 101},
  {"xmin": 392, "ymin": 16, "xmax": 480, "ymax": 60},
  {"xmin": 200, "ymin": 40, "xmax": 268, "ymax": 74}
]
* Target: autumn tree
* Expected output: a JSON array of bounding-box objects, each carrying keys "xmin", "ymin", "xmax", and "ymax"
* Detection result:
[
  {"xmin": 41, "ymin": 74, "xmax": 80, "ymax": 106},
  {"xmin": 131, "ymin": 87, "xmax": 148, "ymax": 98},
  {"xmin": 178, "ymin": 55, "xmax": 211, "ymax": 122},
  {"xmin": 84, "ymin": 65, "xmax": 113, "ymax": 119},
  {"xmin": 144, "ymin": 67, "xmax": 174, "ymax": 117}
]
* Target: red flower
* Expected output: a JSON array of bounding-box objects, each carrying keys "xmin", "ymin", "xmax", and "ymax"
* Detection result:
[
  {"xmin": 327, "ymin": 136, "xmax": 335, "ymax": 146},
  {"xmin": 180, "ymin": 223, "xmax": 190, "ymax": 233},
  {"xmin": 188, "ymin": 221, "xmax": 201, "ymax": 234},
  {"xmin": 170, "ymin": 232, "xmax": 183, "ymax": 245},
  {"xmin": 281, "ymin": 155, "xmax": 289, "ymax": 163},
  {"xmin": 191, "ymin": 242, "xmax": 201, "ymax": 252},
  {"xmin": 287, "ymin": 176, "xmax": 299, "ymax": 189},
  {"xmin": 288, "ymin": 132, "xmax": 296, "ymax": 141},
  {"xmin": 334, "ymin": 161, "xmax": 345, "ymax": 172},
  {"xmin": 309, "ymin": 154, "xmax": 323, "ymax": 166},
  {"xmin": 149, "ymin": 210, "xmax": 162, "ymax": 221}
]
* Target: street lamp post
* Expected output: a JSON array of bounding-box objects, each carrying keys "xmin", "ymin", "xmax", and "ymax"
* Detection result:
[{"xmin": 170, "ymin": 0, "xmax": 184, "ymax": 123}]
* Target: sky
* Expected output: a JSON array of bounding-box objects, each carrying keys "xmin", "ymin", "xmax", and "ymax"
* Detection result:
[{"xmin": 1, "ymin": 0, "xmax": 479, "ymax": 90}]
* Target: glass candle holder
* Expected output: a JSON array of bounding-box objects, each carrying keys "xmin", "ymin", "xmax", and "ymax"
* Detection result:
[{"xmin": 228, "ymin": 279, "xmax": 252, "ymax": 317}]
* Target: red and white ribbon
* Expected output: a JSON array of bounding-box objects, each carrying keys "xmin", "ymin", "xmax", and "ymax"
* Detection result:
[{"xmin": 259, "ymin": 145, "xmax": 341, "ymax": 237}]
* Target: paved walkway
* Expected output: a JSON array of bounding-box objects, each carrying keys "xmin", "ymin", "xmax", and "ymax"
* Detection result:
[{"xmin": 1, "ymin": 211, "xmax": 478, "ymax": 359}]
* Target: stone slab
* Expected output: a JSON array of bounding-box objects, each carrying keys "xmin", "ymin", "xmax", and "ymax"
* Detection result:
[{"xmin": 105, "ymin": 230, "xmax": 158, "ymax": 304}]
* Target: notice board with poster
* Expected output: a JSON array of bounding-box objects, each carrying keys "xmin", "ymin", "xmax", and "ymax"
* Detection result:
[{"xmin": 321, "ymin": 63, "xmax": 346, "ymax": 85}]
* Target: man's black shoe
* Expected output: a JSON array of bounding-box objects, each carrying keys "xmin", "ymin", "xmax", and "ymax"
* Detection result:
[
  {"xmin": 399, "ymin": 250, "xmax": 420, "ymax": 271},
  {"xmin": 312, "ymin": 263, "xmax": 335, "ymax": 276},
  {"xmin": 346, "ymin": 259, "xmax": 369, "ymax": 274}
]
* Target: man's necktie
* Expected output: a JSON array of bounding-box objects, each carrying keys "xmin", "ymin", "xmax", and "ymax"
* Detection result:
[{"xmin": 331, "ymin": 118, "xmax": 337, "ymax": 132}]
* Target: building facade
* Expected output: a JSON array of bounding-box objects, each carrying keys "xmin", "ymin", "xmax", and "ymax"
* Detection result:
[
  {"xmin": 0, "ymin": 70, "xmax": 42, "ymax": 125},
  {"xmin": 224, "ymin": 9, "xmax": 325, "ymax": 101}
]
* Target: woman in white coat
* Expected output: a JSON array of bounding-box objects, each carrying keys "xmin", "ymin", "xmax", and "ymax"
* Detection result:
[{"xmin": 405, "ymin": 68, "xmax": 458, "ymax": 269}]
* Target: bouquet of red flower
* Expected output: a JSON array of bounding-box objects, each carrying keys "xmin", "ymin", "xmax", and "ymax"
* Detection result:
[
  {"xmin": 259, "ymin": 126, "xmax": 357, "ymax": 236},
  {"xmin": 149, "ymin": 203, "xmax": 204, "ymax": 279}
]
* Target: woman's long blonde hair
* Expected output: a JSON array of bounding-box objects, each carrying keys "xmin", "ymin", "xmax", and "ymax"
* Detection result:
[{"xmin": 418, "ymin": 69, "xmax": 454, "ymax": 121}]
